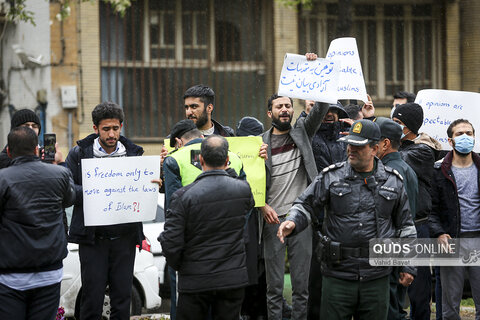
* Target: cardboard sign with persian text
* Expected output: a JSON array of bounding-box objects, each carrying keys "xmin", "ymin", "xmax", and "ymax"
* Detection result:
[{"xmin": 278, "ymin": 53, "xmax": 340, "ymax": 103}]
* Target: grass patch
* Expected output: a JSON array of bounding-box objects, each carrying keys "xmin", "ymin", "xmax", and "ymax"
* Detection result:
[
  {"xmin": 461, "ymin": 298, "xmax": 475, "ymax": 307},
  {"xmin": 284, "ymin": 273, "xmax": 292, "ymax": 305}
]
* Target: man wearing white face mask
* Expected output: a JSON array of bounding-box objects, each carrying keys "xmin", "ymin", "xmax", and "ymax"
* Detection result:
[
  {"xmin": 429, "ymin": 119, "xmax": 480, "ymax": 320},
  {"xmin": 392, "ymin": 102, "xmax": 442, "ymax": 320}
]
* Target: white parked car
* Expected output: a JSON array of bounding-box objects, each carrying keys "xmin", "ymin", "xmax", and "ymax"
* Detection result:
[
  {"xmin": 142, "ymin": 193, "xmax": 170, "ymax": 298},
  {"xmin": 60, "ymin": 208, "xmax": 162, "ymax": 318}
]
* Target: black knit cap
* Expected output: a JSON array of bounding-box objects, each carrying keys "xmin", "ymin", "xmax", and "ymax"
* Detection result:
[
  {"xmin": 11, "ymin": 109, "xmax": 41, "ymax": 132},
  {"xmin": 170, "ymin": 119, "xmax": 197, "ymax": 147},
  {"xmin": 236, "ymin": 116, "xmax": 264, "ymax": 136},
  {"xmin": 392, "ymin": 103, "xmax": 424, "ymax": 134}
]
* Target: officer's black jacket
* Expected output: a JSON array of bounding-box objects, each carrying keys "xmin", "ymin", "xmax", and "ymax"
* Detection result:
[{"xmin": 287, "ymin": 159, "xmax": 417, "ymax": 281}]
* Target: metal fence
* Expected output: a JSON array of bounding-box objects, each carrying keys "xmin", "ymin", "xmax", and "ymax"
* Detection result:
[{"xmin": 100, "ymin": 0, "xmax": 270, "ymax": 140}]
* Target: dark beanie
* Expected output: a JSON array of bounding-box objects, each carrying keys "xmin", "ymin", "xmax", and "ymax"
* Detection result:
[
  {"xmin": 236, "ymin": 116, "xmax": 264, "ymax": 136},
  {"xmin": 169, "ymin": 119, "xmax": 197, "ymax": 147},
  {"xmin": 11, "ymin": 109, "xmax": 41, "ymax": 132},
  {"xmin": 392, "ymin": 103, "xmax": 423, "ymax": 134}
]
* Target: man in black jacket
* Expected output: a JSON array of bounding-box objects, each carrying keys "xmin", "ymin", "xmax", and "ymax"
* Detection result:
[
  {"xmin": 392, "ymin": 103, "xmax": 442, "ymax": 320},
  {"xmin": 0, "ymin": 126, "xmax": 75, "ymax": 320},
  {"xmin": 159, "ymin": 135, "xmax": 254, "ymax": 320},
  {"xmin": 65, "ymin": 102, "xmax": 144, "ymax": 320},
  {"xmin": 183, "ymin": 84, "xmax": 235, "ymax": 137},
  {"xmin": 429, "ymin": 119, "xmax": 480, "ymax": 319}
]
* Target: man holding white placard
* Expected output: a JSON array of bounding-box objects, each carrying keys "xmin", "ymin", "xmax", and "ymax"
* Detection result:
[
  {"xmin": 261, "ymin": 51, "xmax": 330, "ymax": 317},
  {"xmin": 66, "ymin": 102, "xmax": 144, "ymax": 320}
]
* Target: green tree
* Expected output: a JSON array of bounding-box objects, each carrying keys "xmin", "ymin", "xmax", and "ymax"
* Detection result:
[{"xmin": 5, "ymin": 0, "xmax": 133, "ymax": 26}]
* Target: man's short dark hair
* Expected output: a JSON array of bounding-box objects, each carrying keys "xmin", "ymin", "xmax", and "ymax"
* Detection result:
[
  {"xmin": 183, "ymin": 84, "xmax": 215, "ymax": 109},
  {"xmin": 8, "ymin": 126, "xmax": 38, "ymax": 158},
  {"xmin": 393, "ymin": 91, "xmax": 416, "ymax": 103},
  {"xmin": 267, "ymin": 93, "xmax": 293, "ymax": 111},
  {"xmin": 200, "ymin": 135, "xmax": 229, "ymax": 168},
  {"xmin": 181, "ymin": 128, "xmax": 203, "ymax": 141},
  {"xmin": 344, "ymin": 104, "xmax": 362, "ymax": 120},
  {"xmin": 380, "ymin": 137, "xmax": 400, "ymax": 150},
  {"xmin": 447, "ymin": 119, "xmax": 475, "ymax": 138},
  {"xmin": 92, "ymin": 101, "xmax": 124, "ymax": 126}
]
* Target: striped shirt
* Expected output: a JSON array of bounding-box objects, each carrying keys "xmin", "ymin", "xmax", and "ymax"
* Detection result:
[{"xmin": 268, "ymin": 133, "xmax": 308, "ymax": 217}]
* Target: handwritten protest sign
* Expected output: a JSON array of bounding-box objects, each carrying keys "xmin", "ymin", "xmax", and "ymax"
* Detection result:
[
  {"xmin": 415, "ymin": 89, "xmax": 480, "ymax": 152},
  {"xmin": 226, "ymin": 136, "xmax": 266, "ymax": 207},
  {"xmin": 278, "ymin": 53, "xmax": 340, "ymax": 103},
  {"xmin": 164, "ymin": 137, "xmax": 266, "ymax": 207},
  {"xmin": 326, "ymin": 37, "xmax": 368, "ymax": 102},
  {"xmin": 82, "ymin": 156, "xmax": 161, "ymax": 226}
]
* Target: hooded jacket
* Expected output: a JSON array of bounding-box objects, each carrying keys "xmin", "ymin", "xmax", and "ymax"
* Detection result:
[
  {"xmin": 65, "ymin": 133, "xmax": 144, "ymax": 245},
  {"xmin": 399, "ymin": 132, "xmax": 442, "ymax": 222}
]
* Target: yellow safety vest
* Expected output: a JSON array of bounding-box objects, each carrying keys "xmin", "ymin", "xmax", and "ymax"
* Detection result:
[{"xmin": 169, "ymin": 142, "xmax": 243, "ymax": 187}]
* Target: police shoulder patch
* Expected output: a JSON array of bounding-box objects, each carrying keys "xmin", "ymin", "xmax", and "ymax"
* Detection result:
[
  {"xmin": 392, "ymin": 168, "xmax": 403, "ymax": 181},
  {"xmin": 384, "ymin": 165, "xmax": 403, "ymax": 181},
  {"xmin": 321, "ymin": 162, "xmax": 344, "ymax": 173}
]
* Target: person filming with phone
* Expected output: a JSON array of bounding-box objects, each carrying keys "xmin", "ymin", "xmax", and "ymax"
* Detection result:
[{"xmin": 0, "ymin": 109, "xmax": 64, "ymax": 169}]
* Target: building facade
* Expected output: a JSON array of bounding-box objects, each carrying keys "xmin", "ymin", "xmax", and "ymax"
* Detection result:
[{"xmin": 1, "ymin": 0, "xmax": 478, "ymax": 154}]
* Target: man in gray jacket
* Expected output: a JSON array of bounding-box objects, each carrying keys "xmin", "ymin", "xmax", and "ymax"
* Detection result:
[
  {"xmin": 278, "ymin": 119, "xmax": 416, "ymax": 320},
  {"xmin": 260, "ymin": 87, "xmax": 329, "ymax": 318}
]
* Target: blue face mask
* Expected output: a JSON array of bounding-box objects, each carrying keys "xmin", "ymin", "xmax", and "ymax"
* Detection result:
[
  {"xmin": 399, "ymin": 125, "xmax": 410, "ymax": 139},
  {"xmin": 453, "ymin": 134, "xmax": 475, "ymax": 154}
]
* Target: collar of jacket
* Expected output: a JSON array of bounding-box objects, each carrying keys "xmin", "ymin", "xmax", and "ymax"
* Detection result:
[
  {"xmin": 382, "ymin": 151, "xmax": 402, "ymax": 163},
  {"xmin": 440, "ymin": 150, "xmax": 480, "ymax": 179},
  {"xmin": 10, "ymin": 154, "xmax": 39, "ymax": 165},
  {"xmin": 76, "ymin": 133, "xmax": 143, "ymax": 155},
  {"xmin": 194, "ymin": 169, "xmax": 230, "ymax": 182},
  {"xmin": 211, "ymin": 119, "xmax": 234, "ymax": 137},
  {"xmin": 343, "ymin": 158, "xmax": 388, "ymax": 182}
]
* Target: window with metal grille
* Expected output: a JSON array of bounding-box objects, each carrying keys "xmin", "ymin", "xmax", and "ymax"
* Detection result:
[
  {"xmin": 100, "ymin": 0, "xmax": 269, "ymax": 140},
  {"xmin": 298, "ymin": 2, "xmax": 443, "ymax": 105}
]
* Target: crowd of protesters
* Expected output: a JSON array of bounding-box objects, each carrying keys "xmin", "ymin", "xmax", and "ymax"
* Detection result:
[{"xmin": 0, "ymin": 54, "xmax": 479, "ymax": 320}]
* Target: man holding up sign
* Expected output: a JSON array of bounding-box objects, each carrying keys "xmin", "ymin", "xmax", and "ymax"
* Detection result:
[{"xmin": 66, "ymin": 102, "xmax": 144, "ymax": 320}]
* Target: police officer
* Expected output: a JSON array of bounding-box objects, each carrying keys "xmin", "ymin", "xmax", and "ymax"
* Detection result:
[{"xmin": 277, "ymin": 119, "xmax": 417, "ymax": 320}]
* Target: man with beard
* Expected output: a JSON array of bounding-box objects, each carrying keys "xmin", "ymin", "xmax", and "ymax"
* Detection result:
[
  {"xmin": 277, "ymin": 119, "xmax": 416, "ymax": 320},
  {"xmin": 260, "ymin": 75, "xmax": 330, "ymax": 318},
  {"xmin": 65, "ymin": 102, "xmax": 144, "ymax": 320},
  {"xmin": 429, "ymin": 119, "xmax": 480, "ymax": 320},
  {"xmin": 183, "ymin": 84, "xmax": 235, "ymax": 137}
]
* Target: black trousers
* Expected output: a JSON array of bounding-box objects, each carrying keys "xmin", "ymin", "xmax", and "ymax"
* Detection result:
[
  {"xmin": 78, "ymin": 235, "xmax": 136, "ymax": 320},
  {"xmin": 177, "ymin": 287, "xmax": 245, "ymax": 320},
  {"xmin": 0, "ymin": 282, "xmax": 60, "ymax": 320}
]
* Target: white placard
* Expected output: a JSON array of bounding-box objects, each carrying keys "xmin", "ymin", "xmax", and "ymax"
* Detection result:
[
  {"xmin": 278, "ymin": 53, "xmax": 340, "ymax": 104},
  {"xmin": 82, "ymin": 156, "xmax": 161, "ymax": 226},
  {"xmin": 326, "ymin": 37, "xmax": 368, "ymax": 102},
  {"xmin": 415, "ymin": 89, "xmax": 480, "ymax": 152}
]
